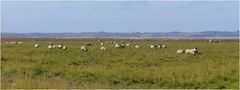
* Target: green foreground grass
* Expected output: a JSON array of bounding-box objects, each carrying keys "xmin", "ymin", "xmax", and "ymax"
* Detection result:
[{"xmin": 1, "ymin": 38, "xmax": 239, "ymax": 89}]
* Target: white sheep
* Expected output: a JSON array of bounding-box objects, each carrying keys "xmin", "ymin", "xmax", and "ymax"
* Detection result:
[
  {"xmin": 34, "ymin": 44, "xmax": 39, "ymax": 48},
  {"xmin": 81, "ymin": 46, "xmax": 88, "ymax": 51},
  {"xmin": 185, "ymin": 48, "xmax": 198, "ymax": 55},
  {"xmin": 58, "ymin": 44, "xmax": 63, "ymax": 49},
  {"xmin": 190, "ymin": 48, "xmax": 198, "ymax": 55},
  {"xmin": 150, "ymin": 45, "xmax": 155, "ymax": 48},
  {"xmin": 185, "ymin": 49, "xmax": 191, "ymax": 54},
  {"xmin": 62, "ymin": 46, "xmax": 67, "ymax": 50},
  {"xmin": 115, "ymin": 43, "xmax": 125, "ymax": 48},
  {"xmin": 48, "ymin": 45, "xmax": 53, "ymax": 49},
  {"xmin": 177, "ymin": 49, "xmax": 184, "ymax": 54},
  {"xmin": 115, "ymin": 43, "xmax": 120, "ymax": 48},
  {"xmin": 162, "ymin": 45, "xmax": 167, "ymax": 48},
  {"xmin": 126, "ymin": 43, "xmax": 130, "ymax": 46},
  {"xmin": 100, "ymin": 46, "xmax": 107, "ymax": 51},
  {"xmin": 10, "ymin": 41, "xmax": 17, "ymax": 44},
  {"xmin": 135, "ymin": 45, "xmax": 140, "ymax": 48},
  {"xmin": 17, "ymin": 41, "xmax": 23, "ymax": 44},
  {"xmin": 52, "ymin": 45, "xmax": 58, "ymax": 49},
  {"xmin": 157, "ymin": 45, "xmax": 161, "ymax": 48},
  {"xmin": 100, "ymin": 43, "xmax": 104, "ymax": 46}
]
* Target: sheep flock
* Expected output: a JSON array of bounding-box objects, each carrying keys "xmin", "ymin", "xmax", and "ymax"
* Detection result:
[{"xmin": 5, "ymin": 38, "xmax": 224, "ymax": 55}]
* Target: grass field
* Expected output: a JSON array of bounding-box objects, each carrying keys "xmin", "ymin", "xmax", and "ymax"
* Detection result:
[{"xmin": 1, "ymin": 38, "xmax": 239, "ymax": 89}]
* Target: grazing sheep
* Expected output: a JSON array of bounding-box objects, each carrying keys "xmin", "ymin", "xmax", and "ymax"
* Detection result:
[
  {"xmin": 34, "ymin": 44, "xmax": 39, "ymax": 48},
  {"xmin": 177, "ymin": 49, "xmax": 184, "ymax": 54},
  {"xmin": 135, "ymin": 45, "xmax": 140, "ymax": 48},
  {"xmin": 120, "ymin": 44, "xmax": 125, "ymax": 48},
  {"xmin": 185, "ymin": 48, "xmax": 198, "ymax": 55},
  {"xmin": 81, "ymin": 46, "xmax": 88, "ymax": 51},
  {"xmin": 185, "ymin": 49, "xmax": 191, "ymax": 54},
  {"xmin": 209, "ymin": 39, "xmax": 220, "ymax": 43},
  {"xmin": 48, "ymin": 45, "xmax": 53, "ymax": 49},
  {"xmin": 157, "ymin": 45, "xmax": 161, "ymax": 48},
  {"xmin": 126, "ymin": 43, "xmax": 130, "ymax": 46},
  {"xmin": 58, "ymin": 44, "xmax": 63, "ymax": 49},
  {"xmin": 100, "ymin": 43, "xmax": 104, "ymax": 46},
  {"xmin": 115, "ymin": 43, "xmax": 120, "ymax": 48},
  {"xmin": 100, "ymin": 46, "xmax": 107, "ymax": 51},
  {"xmin": 52, "ymin": 45, "xmax": 58, "ymax": 49},
  {"xmin": 115, "ymin": 43, "xmax": 125, "ymax": 48},
  {"xmin": 190, "ymin": 48, "xmax": 198, "ymax": 55},
  {"xmin": 17, "ymin": 41, "xmax": 23, "ymax": 44},
  {"xmin": 150, "ymin": 45, "xmax": 156, "ymax": 48},
  {"xmin": 10, "ymin": 41, "xmax": 17, "ymax": 44},
  {"xmin": 162, "ymin": 45, "xmax": 167, "ymax": 48},
  {"xmin": 62, "ymin": 46, "xmax": 67, "ymax": 50}
]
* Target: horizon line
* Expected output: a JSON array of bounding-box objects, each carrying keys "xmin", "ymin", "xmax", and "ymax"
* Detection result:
[{"xmin": 1, "ymin": 30, "xmax": 239, "ymax": 33}]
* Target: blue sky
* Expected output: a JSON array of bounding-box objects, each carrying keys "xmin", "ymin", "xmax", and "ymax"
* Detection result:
[{"xmin": 1, "ymin": 1, "xmax": 239, "ymax": 33}]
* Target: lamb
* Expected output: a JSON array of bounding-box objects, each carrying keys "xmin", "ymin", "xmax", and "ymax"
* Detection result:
[
  {"xmin": 81, "ymin": 46, "xmax": 88, "ymax": 51},
  {"xmin": 100, "ymin": 46, "xmax": 107, "ymax": 51},
  {"xmin": 177, "ymin": 49, "xmax": 184, "ymax": 54},
  {"xmin": 34, "ymin": 44, "xmax": 39, "ymax": 48}
]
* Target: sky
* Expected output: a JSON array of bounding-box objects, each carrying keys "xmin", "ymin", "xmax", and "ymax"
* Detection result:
[{"xmin": 1, "ymin": 1, "xmax": 239, "ymax": 33}]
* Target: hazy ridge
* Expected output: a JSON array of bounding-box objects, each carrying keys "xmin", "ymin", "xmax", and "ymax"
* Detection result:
[{"xmin": 1, "ymin": 31, "xmax": 239, "ymax": 39}]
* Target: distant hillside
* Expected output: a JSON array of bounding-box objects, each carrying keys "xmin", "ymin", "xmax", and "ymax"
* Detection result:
[{"xmin": 1, "ymin": 31, "xmax": 239, "ymax": 39}]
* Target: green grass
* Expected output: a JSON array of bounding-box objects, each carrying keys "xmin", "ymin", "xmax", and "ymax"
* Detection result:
[{"xmin": 1, "ymin": 38, "xmax": 239, "ymax": 89}]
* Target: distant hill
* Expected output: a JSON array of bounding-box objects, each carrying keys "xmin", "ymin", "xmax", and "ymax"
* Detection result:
[{"xmin": 1, "ymin": 31, "xmax": 239, "ymax": 39}]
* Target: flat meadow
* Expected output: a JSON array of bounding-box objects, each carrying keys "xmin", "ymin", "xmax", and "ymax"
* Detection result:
[{"xmin": 0, "ymin": 38, "xmax": 239, "ymax": 89}]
